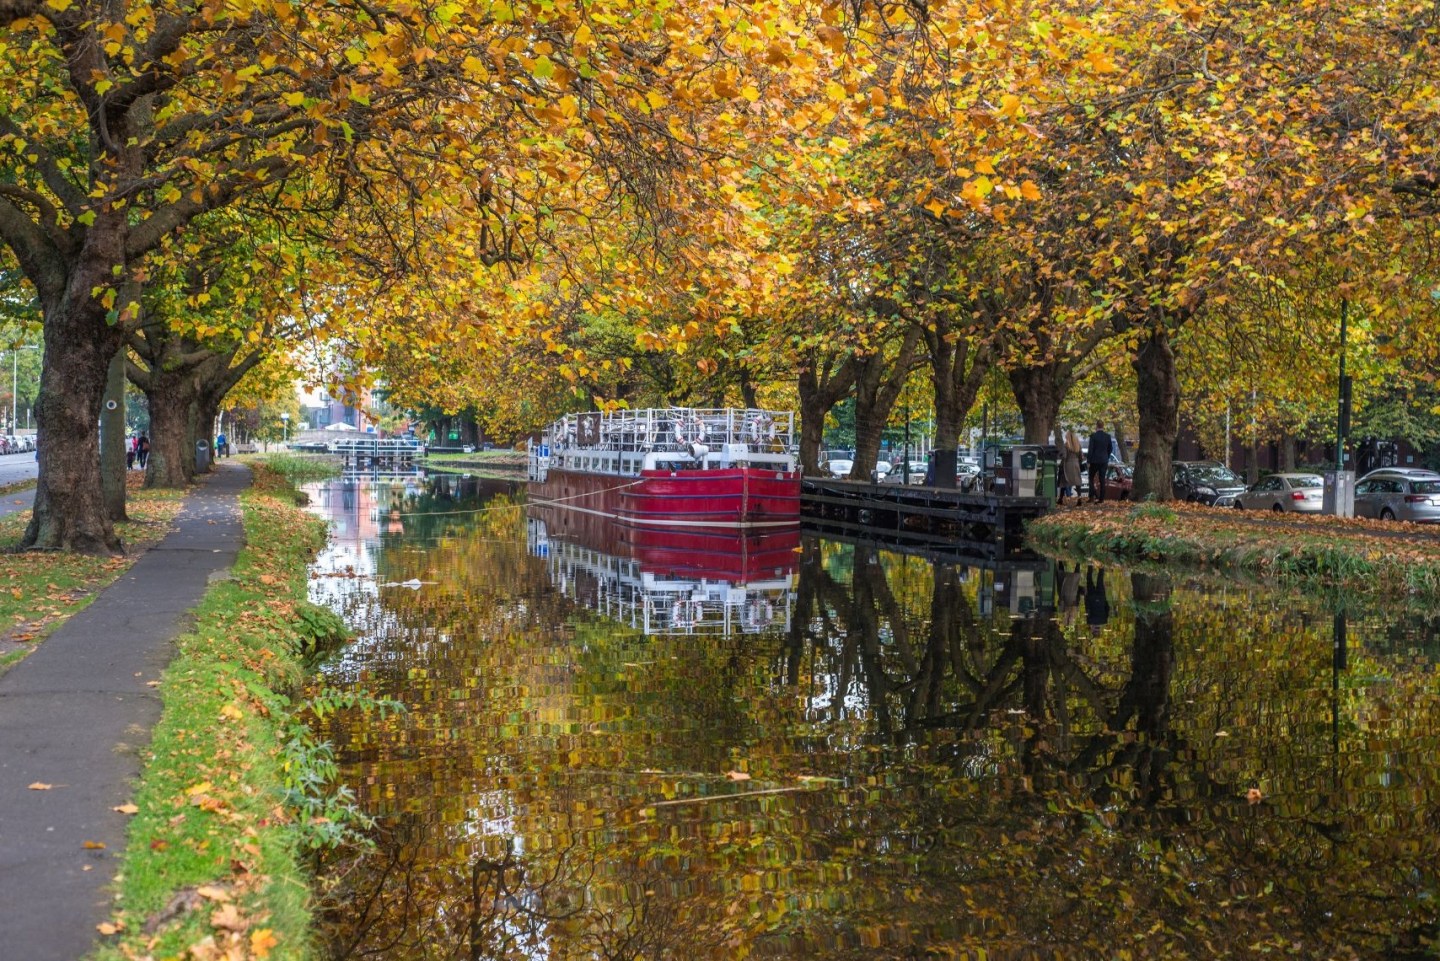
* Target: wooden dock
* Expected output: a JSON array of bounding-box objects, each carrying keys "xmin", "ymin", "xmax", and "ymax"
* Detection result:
[{"xmin": 801, "ymin": 478, "xmax": 1051, "ymax": 555}]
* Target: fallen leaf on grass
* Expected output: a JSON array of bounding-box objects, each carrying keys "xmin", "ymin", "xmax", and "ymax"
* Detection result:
[
  {"xmin": 251, "ymin": 928, "xmax": 279, "ymax": 958},
  {"xmin": 211, "ymin": 902, "xmax": 248, "ymax": 932},
  {"xmin": 96, "ymin": 921, "xmax": 121, "ymax": 936},
  {"xmin": 1246, "ymin": 787, "xmax": 1264, "ymax": 804},
  {"xmin": 724, "ymin": 770, "xmax": 751, "ymax": 781},
  {"xmin": 197, "ymin": 884, "xmax": 232, "ymax": 902}
]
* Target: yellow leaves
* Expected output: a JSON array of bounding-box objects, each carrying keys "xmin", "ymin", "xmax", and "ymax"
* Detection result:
[
  {"xmin": 1020, "ymin": 179, "xmax": 1042, "ymax": 201},
  {"xmin": 999, "ymin": 93, "xmax": 1023, "ymax": 118},
  {"xmin": 815, "ymin": 24, "xmax": 846, "ymax": 54},
  {"xmin": 251, "ymin": 929, "xmax": 280, "ymax": 958},
  {"xmin": 44, "ymin": 0, "xmax": 72, "ymax": 10},
  {"xmin": 1084, "ymin": 48, "xmax": 1120, "ymax": 74}
]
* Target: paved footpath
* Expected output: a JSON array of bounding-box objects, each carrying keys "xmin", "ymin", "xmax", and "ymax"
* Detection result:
[
  {"xmin": 0, "ymin": 451, "xmax": 39, "ymax": 518},
  {"xmin": 0, "ymin": 463, "xmax": 250, "ymax": 960}
]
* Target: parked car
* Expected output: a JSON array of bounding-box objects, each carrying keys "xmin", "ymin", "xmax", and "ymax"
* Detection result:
[
  {"xmin": 1100, "ymin": 463, "xmax": 1135, "ymax": 501},
  {"xmin": 871, "ymin": 459, "xmax": 893, "ymax": 482},
  {"xmin": 1235, "ymin": 472, "xmax": 1325, "ymax": 513},
  {"xmin": 824, "ymin": 458, "xmax": 853, "ymax": 479},
  {"xmin": 1172, "ymin": 461, "xmax": 1247, "ymax": 506},
  {"xmin": 1354, "ymin": 469, "xmax": 1440, "ymax": 523}
]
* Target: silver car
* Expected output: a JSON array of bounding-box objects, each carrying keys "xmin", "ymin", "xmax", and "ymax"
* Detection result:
[
  {"xmin": 1354, "ymin": 469, "xmax": 1440, "ymax": 523},
  {"xmin": 1235, "ymin": 472, "xmax": 1325, "ymax": 513}
]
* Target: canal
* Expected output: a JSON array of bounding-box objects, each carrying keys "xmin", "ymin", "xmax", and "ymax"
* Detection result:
[{"xmin": 305, "ymin": 475, "xmax": 1440, "ymax": 960}]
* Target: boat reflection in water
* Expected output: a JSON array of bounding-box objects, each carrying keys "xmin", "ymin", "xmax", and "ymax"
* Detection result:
[{"xmin": 527, "ymin": 504, "xmax": 798, "ymax": 635}]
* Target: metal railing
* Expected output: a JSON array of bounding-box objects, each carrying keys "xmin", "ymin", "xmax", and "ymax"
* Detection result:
[{"xmin": 545, "ymin": 407, "xmax": 796, "ymax": 453}]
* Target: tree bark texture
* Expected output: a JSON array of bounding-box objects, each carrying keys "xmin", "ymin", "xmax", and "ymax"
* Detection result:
[
  {"xmin": 796, "ymin": 352, "xmax": 856, "ymax": 476},
  {"xmin": 924, "ymin": 316, "xmax": 992, "ymax": 489},
  {"xmin": 1130, "ymin": 328, "xmax": 1180, "ymax": 502},
  {"xmin": 24, "ymin": 295, "xmax": 126, "ymax": 554},
  {"xmin": 140, "ymin": 367, "xmax": 201, "ymax": 488},
  {"xmin": 1009, "ymin": 363, "xmax": 1067, "ymax": 447},
  {"xmin": 850, "ymin": 329, "xmax": 919, "ymax": 479}
]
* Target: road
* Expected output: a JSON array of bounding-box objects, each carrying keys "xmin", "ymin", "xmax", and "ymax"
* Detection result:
[{"xmin": 0, "ymin": 452, "xmax": 38, "ymax": 518}]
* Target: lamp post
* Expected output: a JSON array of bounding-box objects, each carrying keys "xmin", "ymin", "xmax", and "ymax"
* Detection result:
[
  {"xmin": 280, "ymin": 411, "xmax": 290, "ymax": 444},
  {"xmin": 9, "ymin": 345, "xmax": 38, "ymax": 435}
]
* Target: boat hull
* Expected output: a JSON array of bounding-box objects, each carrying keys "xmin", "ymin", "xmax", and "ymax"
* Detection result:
[{"xmin": 529, "ymin": 467, "xmax": 800, "ymax": 531}]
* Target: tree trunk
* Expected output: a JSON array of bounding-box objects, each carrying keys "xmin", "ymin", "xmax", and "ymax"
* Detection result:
[
  {"xmin": 925, "ymin": 319, "xmax": 991, "ymax": 490},
  {"xmin": 186, "ymin": 399, "xmax": 209, "ymax": 474},
  {"xmin": 796, "ymin": 352, "xmax": 857, "ymax": 476},
  {"xmin": 23, "ymin": 299, "xmax": 125, "ymax": 554},
  {"xmin": 143, "ymin": 368, "xmax": 200, "ymax": 488},
  {"xmin": 798, "ymin": 389, "xmax": 827, "ymax": 476},
  {"xmin": 101, "ymin": 350, "xmax": 128, "ymax": 522},
  {"xmin": 1130, "ymin": 327, "xmax": 1180, "ymax": 502},
  {"xmin": 852, "ymin": 330, "xmax": 920, "ymax": 479},
  {"xmin": 1009, "ymin": 363, "xmax": 1066, "ymax": 446}
]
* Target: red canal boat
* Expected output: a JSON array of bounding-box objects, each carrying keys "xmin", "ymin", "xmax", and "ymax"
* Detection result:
[{"xmin": 527, "ymin": 407, "xmax": 801, "ymax": 530}]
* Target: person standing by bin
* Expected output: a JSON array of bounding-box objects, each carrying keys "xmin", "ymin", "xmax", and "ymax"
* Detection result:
[
  {"xmin": 1087, "ymin": 423, "xmax": 1113, "ymax": 503},
  {"xmin": 1062, "ymin": 429, "xmax": 1083, "ymax": 506}
]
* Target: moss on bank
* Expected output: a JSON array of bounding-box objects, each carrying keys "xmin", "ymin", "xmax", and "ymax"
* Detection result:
[
  {"xmin": 94, "ymin": 462, "xmax": 343, "ymax": 961},
  {"xmin": 1027, "ymin": 501, "xmax": 1440, "ymax": 596}
]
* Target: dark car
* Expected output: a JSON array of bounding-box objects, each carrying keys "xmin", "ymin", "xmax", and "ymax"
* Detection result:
[
  {"xmin": 1172, "ymin": 461, "xmax": 1247, "ymax": 506},
  {"xmin": 1103, "ymin": 463, "xmax": 1135, "ymax": 501}
]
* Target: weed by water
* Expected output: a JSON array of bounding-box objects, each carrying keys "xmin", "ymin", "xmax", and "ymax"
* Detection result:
[{"xmin": 92, "ymin": 463, "xmax": 362, "ymax": 961}]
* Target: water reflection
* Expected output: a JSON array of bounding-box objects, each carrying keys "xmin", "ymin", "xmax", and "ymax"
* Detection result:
[
  {"xmin": 307, "ymin": 481, "xmax": 1440, "ymax": 960},
  {"xmin": 527, "ymin": 507, "xmax": 797, "ymax": 635}
]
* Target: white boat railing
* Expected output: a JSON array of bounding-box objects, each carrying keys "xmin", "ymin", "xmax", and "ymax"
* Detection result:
[{"xmin": 544, "ymin": 407, "xmax": 796, "ymax": 454}]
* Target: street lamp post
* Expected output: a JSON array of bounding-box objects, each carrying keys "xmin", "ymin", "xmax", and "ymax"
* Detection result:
[
  {"xmin": 280, "ymin": 411, "xmax": 290, "ymax": 444},
  {"xmin": 9, "ymin": 345, "xmax": 38, "ymax": 435}
]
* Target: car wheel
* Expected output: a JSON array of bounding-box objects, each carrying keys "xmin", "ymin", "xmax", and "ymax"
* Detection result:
[
  {"xmin": 1233, "ymin": 500, "xmax": 1244, "ymax": 509},
  {"xmin": 1271, "ymin": 503, "xmax": 1284, "ymax": 513},
  {"xmin": 1381, "ymin": 508, "xmax": 1396, "ymax": 521}
]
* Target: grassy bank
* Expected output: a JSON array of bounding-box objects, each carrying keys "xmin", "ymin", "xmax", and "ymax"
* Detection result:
[
  {"xmin": 95, "ymin": 462, "xmax": 351, "ymax": 961},
  {"xmin": 1027, "ymin": 501, "xmax": 1440, "ymax": 596},
  {"xmin": 1, "ymin": 479, "xmax": 185, "ymax": 676}
]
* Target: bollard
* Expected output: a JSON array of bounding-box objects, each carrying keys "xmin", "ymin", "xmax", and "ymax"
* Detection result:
[{"xmin": 195, "ymin": 439, "xmax": 211, "ymax": 472}]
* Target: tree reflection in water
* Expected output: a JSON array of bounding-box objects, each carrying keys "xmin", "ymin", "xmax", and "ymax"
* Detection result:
[{"xmin": 309, "ymin": 487, "xmax": 1440, "ymax": 960}]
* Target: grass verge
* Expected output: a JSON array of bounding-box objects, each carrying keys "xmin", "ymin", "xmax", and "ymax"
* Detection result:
[
  {"xmin": 0, "ymin": 476, "xmax": 37, "ymax": 497},
  {"xmin": 422, "ymin": 449, "xmax": 526, "ymax": 475},
  {"xmin": 1027, "ymin": 501, "xmax": 1440, "ymax": 596},
  {"xmin": 93, "ymin": 462, "xmax": 350, "ymax": 961},
  {"xmin": 1, "ymin": 479, "xmax": 186, "ymax": 676},
  {"xmin": 241, "ymin": 452, "xmax": 342, "ymax": 485}
]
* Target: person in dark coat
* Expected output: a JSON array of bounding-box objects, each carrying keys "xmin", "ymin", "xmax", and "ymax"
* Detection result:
[
  {"xmin": 1087, "ymin": 423, "xmax": 1113, "ymax": 502},
  {"xmin": 1084, "ymin": 567, "xmax": 1110, "ymax": 635}
]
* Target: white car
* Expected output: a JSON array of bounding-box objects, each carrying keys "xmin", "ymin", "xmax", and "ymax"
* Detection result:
[{"xmin": 825, "ymin": 459, "xmax": 853, "ymax": 479}]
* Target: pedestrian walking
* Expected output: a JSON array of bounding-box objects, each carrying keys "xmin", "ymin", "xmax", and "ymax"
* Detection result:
[
  {"xmin": 1087, "ymin": 422, "xmax": 1113, "ymax": 503},
  {"xmin": 1062, "ymin": 429, "xmax": 1083, "ymax": 505},
  {"xmin": 136, "ymin": 434, "xmax": 150, "ymax": 469},
  {"xmin": 216, "ymin": 431, "xmax": 228, "ymax": 459},
  {"xmin": 126, "ymin": 435, "xmax": 136, "ymax": 471}
]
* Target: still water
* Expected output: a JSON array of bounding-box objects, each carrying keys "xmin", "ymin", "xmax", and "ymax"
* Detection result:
[{"xmin": 306, "ymin": 475, "xmax": 1440, "ymax": 960}]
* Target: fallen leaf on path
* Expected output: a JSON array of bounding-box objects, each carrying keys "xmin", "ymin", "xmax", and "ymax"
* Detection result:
[
  {"xmin": 113, "ymin": 802, "xmax": 139, "ymax": 815},
  {"xmin": 82, "ymin": 840, "xmax": 106, "ymax": 849},
  {"xmin": 28, "ymin": 782, "xmax": 52, "ymax": 790}
]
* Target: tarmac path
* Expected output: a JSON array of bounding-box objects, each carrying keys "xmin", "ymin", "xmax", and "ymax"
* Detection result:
[{"xmin": 0, "ymin": 464, "xmax": 250, "ymax": 960}]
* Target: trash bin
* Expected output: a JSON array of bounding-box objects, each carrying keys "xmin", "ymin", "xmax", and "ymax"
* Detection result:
[{"xmin": 195, "ymin": 439, "xmax": 211, "ymax": 472}]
